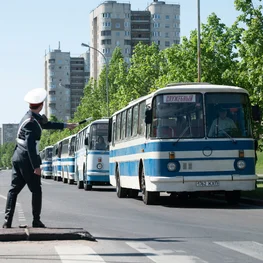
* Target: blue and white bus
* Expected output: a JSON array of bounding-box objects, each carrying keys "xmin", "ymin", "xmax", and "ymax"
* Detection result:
[
  {"xmin": 40, "ymin": 145, "xmax": 53, "ymax": 179},
  {"xmin": 75, "ymin": 118, "xmax": 109, "ymax": 190},
  {"xmin": 60, "ymin": 134, "xmax": 76, "ymax": 185},
  {"xmin": 108, "ymin": 83, "xmax": 260, "ymax": 205},
  {"xmin": 52, "ymin": 140, "xmax": 62, "ymax": 181}
]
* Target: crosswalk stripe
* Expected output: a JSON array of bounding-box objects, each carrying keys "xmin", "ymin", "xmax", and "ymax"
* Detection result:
[
  {"xmin": 55, "ymin": 245, "xmax": 106, "ymax": 263},
  {"xmin": 126, "ymin": 242, "xmax": 208, "ymax": 263},
  {"xmin": 214, "ymin": 241, "xmax": 263, "ymax": 261}
]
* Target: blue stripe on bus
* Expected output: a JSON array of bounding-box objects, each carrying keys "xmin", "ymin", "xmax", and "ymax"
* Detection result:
[
  {"xmin": 110, "ymin": 140, "xmax": 254, "ymax": 157},
  {"xmin": 75, "ymin": 151, "xmax": 109, "ymax": 158},
  {"xmin": 86, "ymin": 175, "xmax": 109, "ymax": 182},
  {"xmin": 110, "ymin": 158, "xmax": 255, "ymax": 177},
  {"xmin": 87, "ymin": 170, "xmax": 109, "ymax": 173}
]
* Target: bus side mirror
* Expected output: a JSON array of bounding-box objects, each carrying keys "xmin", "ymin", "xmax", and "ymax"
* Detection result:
[
  {"xmin": 108, "ymin": 117, "xmax": 112, "ymax": 143},
  {"xmin": 145, "ymin": 108, "xmax": 152, "ymax": 124},
  {"xmin": 252, "ymin": 105, "xmax": 261, "ymax": 121}
]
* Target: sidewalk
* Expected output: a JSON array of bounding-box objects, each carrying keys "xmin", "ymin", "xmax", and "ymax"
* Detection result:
[{"xmin": 0, "ymin": 227, "xmax": 95, "ymax": 242}]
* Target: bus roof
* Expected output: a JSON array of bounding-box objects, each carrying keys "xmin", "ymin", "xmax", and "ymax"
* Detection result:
[
  {"xmin": 112, "ymin": 83, "xmax": 249, "ymax": 116},
  {"xmin": 157, "ymin": 83, "xmax": 248, "ymax": 95},
  {"xmin": 76, "ymin": 118, "xmax": 109, "ymax": 134}
]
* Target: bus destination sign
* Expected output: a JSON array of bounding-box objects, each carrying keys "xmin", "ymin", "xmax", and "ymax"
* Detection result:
[{"xmin": 163, "ymin": 94, "xmax": 196, "ymax": 103}]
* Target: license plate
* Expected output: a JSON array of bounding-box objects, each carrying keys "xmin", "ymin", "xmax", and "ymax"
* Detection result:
[{"xmin": 196, "ymin": 181, "xmax": 219, "ymax": 187}]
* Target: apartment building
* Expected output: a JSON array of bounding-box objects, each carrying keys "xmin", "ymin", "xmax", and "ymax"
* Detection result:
[
  {"xmin": 89, "ymin": 0, "xmax": 180, "ymax": 79},
  {"xmin": 1, "ymin": 124, "xmax": 19, "ymax": 145},
  {"xmin": 44, "ymin": 48, "xmax": 89, "ymax": 121}
]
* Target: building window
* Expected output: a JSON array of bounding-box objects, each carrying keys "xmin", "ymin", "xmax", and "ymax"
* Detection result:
[
  {"xmin": 165, "ymin": 24, "xmax": 170, "ymax": 28},
  {"xmin": 153, "ymin": 23, "xmax": 160, "ymax": 28},
  {"xmin": 165, "ymin": 15, "xmax": 170, "ymax": 20},
  {"xmin": 125, "ymin": 31, "xmax": 130, "ymax": 36},
  {"xmin": 125, "ymin": 13, "xmax": 130, "ymax": 18},
  {"xmin": 124, "ymin": 48, "xmax": 130, "ymax": 54},
  {"xmin": 115, "ymin": 22, "xmax": 120, "ymax": 28},
  {"xmin": 103, "ymin": 48, "xmax": 110, "ymax": 54},
  {"xmin": 165, "ymin": 41, "xmax": 170, "ymax": 47},
  {"xmin": 124, "ymin": 22, "xmax": 129, "ymax": 27},
  {"xmin": 165, "ymin": 32, "xmax": 169, "ymax": 38},
  {"xmin": 152, "ymin": 14, "xmax": 160, "ymax": 19},
  {"xmin": 101, "ymin": 39, "xmax": 112, "ymax": 45},
  {"xmin": 102, "ymin": 22, "xmax": 111, "ymax": 27},
  {"xmin": 102, "ymin": 13, "xmax": 111, "ymax": 18},
  {"xmin": 101, "ymin": 30, "xmax": 111, "ymax": 36},
  {"xmin": 116, "ymin": 32, "xmax": 120, "ymax": 37}
]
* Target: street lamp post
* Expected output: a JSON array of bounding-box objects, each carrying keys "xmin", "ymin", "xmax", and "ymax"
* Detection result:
[
  {"xmin": 197, "ymin": 0, "xmax": 201, "ymax": 82},
  {"xmin": 81, "ymin": 43, "xmax": 109, "ymax": 117}
]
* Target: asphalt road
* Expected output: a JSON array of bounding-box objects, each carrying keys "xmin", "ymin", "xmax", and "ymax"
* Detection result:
[{"xmin": 0, "ymin": 169, "xmax": 263, "ymax": 263}]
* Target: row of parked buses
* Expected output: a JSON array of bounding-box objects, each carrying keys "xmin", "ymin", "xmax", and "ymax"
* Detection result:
[
  {"xmin": 40, "ymin": 83, "xmax": 261, "ymax": 205},
  {"xmin": 40, "ymin": 118, "xmax": 110, "ymax": 191}
]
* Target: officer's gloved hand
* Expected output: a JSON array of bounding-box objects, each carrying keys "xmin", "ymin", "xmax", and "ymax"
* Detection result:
[
  {"xmin": 66, "ymin": 123, "xmax": 78, "ymax": 130},
  {"xmin": 34, "ymin": 168, "xmax": 41, "ymax": 176}
]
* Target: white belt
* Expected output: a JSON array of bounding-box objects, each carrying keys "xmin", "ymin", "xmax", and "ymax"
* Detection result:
[{"xmin": 36, "ymin": 141, "xmax": 40, "ymax": 155}]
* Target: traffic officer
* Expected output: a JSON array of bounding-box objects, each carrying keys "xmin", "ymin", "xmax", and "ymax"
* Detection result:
[{"xmin": 2, "ymin": 88, "xmax": 77, "ymax": 228}]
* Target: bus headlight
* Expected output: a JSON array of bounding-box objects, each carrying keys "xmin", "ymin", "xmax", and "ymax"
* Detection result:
[
  {"xmin": 237, "ymin": 160, "xmax": 246, "ymax": 169},
  {"xmin": 97, "ymin": 163, "xmax": 103, "ymax": 170},
  {"xmin": 167, "ymin": 162, "xmax": 176, "ymax": 171}
]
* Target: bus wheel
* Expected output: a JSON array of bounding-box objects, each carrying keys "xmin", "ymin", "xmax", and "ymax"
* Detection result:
[
  {"xmin": 225, "ymin": 191, "xmax": 240, "ymax": 205},
  {"xmin": 63, "ymin": 177, "xmax": 68, "ymax": 184},
  {"xmin": 77, "ymin": 180, "xmax": 84, "ymax": 189},
  {"xmin": 84, "ymin": 183, "xmax": 92, "ymax": 191},
  {"xmin": 141, "ymin": 169, "xmax": 158, "ymax": 205},
  {"xmin": 127, "ymin": 189, "xmax": 139, "ymax": 198},
  {"xmin": 116, "ymin": 166, "xmax": 127, "ymax": 198},
  {"xmin": 68, "ymin": 179, "xmax": 74, "ymax": 185}
]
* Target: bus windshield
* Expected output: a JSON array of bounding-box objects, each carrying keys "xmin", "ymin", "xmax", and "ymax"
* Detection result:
[
  {"xmin": 45, "ymin": 148, "xmax": 53, "ymax": 160},
  {"xmin": 90, "ymin": 123, "xmax": 109, "ymax": 150},
  {"xmin": 151, "ymin": 93, "xmax": 204, "ymax": 138},
  {"xmin": 206, "ymin": 93, "xmax": 252, "ymax": 138}
]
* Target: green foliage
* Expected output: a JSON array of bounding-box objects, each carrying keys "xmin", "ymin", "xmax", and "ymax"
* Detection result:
[
  {"xmin": 0, "ymin": 142, "xmax": 15, "ymax": 168},
  {"xmin": 37, "ymin": 1, "xmax": 263, "ymax": 150}
]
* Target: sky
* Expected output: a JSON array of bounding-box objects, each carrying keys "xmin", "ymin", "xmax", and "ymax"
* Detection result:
[{"xmin": 0, "ymin": 0, "xmax": 240, "ymax": 124}]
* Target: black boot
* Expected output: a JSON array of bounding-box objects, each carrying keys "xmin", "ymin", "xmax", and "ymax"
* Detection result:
[
  {"xmin": 3, "ymin": 191, "xmax": 18, "ymax": 229},
  {"xmin": 2, "ymin": 222, "xmax": 11, "ymax": 228},
  {"xmin": 32, "ymin": 191, "xmax": 45, "ymax": 227},
  {"xmin": 32, "ymin": 220, "xmax": 46, "ymax": 228}
]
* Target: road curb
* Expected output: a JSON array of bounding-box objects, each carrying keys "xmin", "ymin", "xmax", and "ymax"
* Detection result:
[
  {"xmin": 240, "ymin": 197, "xmax": 263, "ymax": 206},
  {"xmin": 0, "ymin": 227, "xmax": 96, "ymax": 242}
]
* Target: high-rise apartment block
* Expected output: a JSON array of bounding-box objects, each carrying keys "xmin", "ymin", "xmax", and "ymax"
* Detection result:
[
  {"xmin": 44, "ymin": 47, "xmax": 90, "ymax": 121},
  {"xmin": 1, "ymin": 124, "xmax": 19, "ymax": 145},
  {"xmin": 89, "ymin": 0, "xmax": 180, "ymax": 79}
]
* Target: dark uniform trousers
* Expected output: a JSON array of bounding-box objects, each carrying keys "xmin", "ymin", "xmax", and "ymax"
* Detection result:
[
  {"xmin": 3, "ymin": 111, "xmax": 64, "ymax": 227},
  {"xmin": 4, "ymin": 147, "xmax": 42, "ymax": 226}
]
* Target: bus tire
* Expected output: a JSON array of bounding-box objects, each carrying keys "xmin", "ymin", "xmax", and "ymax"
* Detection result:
[
  {"xmin": 225, "ymin": 190, "xmax": 240, "ymax": 205},
  {"xmin": 127, "ymin": 189, "xmax": 139, "ymax": 198},
  {"xmin": 77, "ymin": 180, "xmax": 84, "ymax": 189},
  {"xmin": 84, "ymin": 183, "xmax": 92, "ymax": 191},
  {"xmin": 116, "ymin": 166, "xmax": 127, "ymax": 198},
  {"xmin": 141, "ymin": 169, "xmax": 158, "ymax": 205},
  {"xmin": 68, "ymin": 179, "xmax": 74, "ymax": 185}
]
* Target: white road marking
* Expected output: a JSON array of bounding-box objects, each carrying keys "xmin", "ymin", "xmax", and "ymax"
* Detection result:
[
  {"xmin": 126, "ymin": 242, "xmax": 208, "ymax": 263},
  {"xmin": 55, "ymin": 245, "xmax": 106, "ymax": 263},
  {"xmin": 41, "ymin": 180, "xmax": 51, "ymax": 184},
  {"xmin": 0, "ymin": 194, "xmax": 7, "ymax": 200},
  {"xmin": 214, "ymin": 241, "xmax": 263, "ymax": 261},
  {"xmin": 16, "ymin": 203, "xmax": 26, "ymax": 222}
]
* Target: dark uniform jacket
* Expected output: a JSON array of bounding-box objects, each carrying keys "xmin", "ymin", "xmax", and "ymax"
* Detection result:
[{"xmin": 16, "ymin": 110, "xmax": 64, "ymax": 170}]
